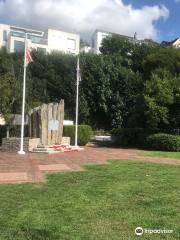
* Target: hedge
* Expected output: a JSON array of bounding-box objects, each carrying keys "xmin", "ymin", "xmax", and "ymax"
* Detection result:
[
  {"xmin": 63, "ymin": 125, "xmax": 92, "ymax": 146},
  {"xmin": 0, "ymin": 125, "xmax": 29, "ymax": 145},
  {"xmin": 111, "ymin": 128, "xmax": 147, "ymax": 147},
  {"xmin": 0, "ymin": 126, "xmax": 7, "ymax": 145},
  {"xmin": 146, "ymin": 133, "xmax": 180, "ymax": 152}
]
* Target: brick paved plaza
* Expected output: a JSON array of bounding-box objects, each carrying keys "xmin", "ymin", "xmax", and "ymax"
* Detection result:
[{"xmin": 0, "ymin": 147, "xmax": 179, "ymax": 184}]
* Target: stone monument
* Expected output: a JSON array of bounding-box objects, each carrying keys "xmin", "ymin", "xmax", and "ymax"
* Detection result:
[{"xmin": 29, "ymin": 100, "xmax": 64, "ymax": 146}]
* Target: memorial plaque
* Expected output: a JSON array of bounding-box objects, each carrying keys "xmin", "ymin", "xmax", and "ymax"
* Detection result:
[{"xmin": 48, "ymin": 120, "xmax": 59, "ymax": 131}]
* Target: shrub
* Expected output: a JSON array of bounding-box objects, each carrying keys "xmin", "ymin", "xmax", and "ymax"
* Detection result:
[
  {"xmin": 111, "ymin": 128, "xmax": 147, "ymax": 147},
  {"xmin": 0, "ymin": 125, "xmax": 29, "ymax": 145},
  {"xmin": 0, "ymin": 126, "xmax": 7, "ymax": 145},
  {"xmin": 63, "ymin": 125, "xmax": 92, "ymax": 146},
  {"xmin": 9, "ymin": 125, "xmax": 29, "ymax": 138},
  {"xmin": 146, "ymin": 133, "xmax": 180, "ymax": 152}
]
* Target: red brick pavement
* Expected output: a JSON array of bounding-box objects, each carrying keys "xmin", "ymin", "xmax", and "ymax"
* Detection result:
[{"xmin": 0, "ymin": 147, "xmax": 179, "ymax": 184}]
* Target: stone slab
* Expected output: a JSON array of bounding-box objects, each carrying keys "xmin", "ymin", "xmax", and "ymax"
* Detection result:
[
  {"xmin": 29, "ymin": 138, "xmax": 40, "ymax": 152},
  {"xmin": 0, "ymin": 172, "xmax": 28, "ymax": 182},
  {"xmin": 61, "ymin": 137, "xmax": 70, "ymax": 146},
  {"xmin": 38, "ymin": 164, "xmax": 71, "ymax": 171}
]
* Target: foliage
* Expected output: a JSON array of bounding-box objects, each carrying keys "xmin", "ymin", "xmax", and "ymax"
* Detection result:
[
  {"xmin": 146, "ymin": 133, "xmax": 180, "ymax": 152},
  {"xmin": 143, "ymin": 47, "xmax": 180, "ymax": 78},
  {"xmin": 100, "ymin": 35, "xmax": 156, "ymax": 72},
  {"xmin": 0, "ymin": 49, "xmax": 21, "ymax": 125},
  {"xmin": 80, "ymin": 53, "xmax": 142, "ymax": 129},
  {"xmin": 100, "ymin": 35, "xmax": 135, "ymax": 67},
  {"xmin": 0, "ymin": 126, "xmax": 6, "ymax": 144},
  {"xmin": 8, "ymin": 125, "xmax": 29, "ymax": 138},
  {"xmin": 0, "ymin": 37, "xmax": 180, "ymax": 133},
  {"xmin": 0, "ymin": 125, "xmax": 29, "ymax": 144},
  {"xmin": 169, "ymin": 76, "xmax": 180, "ymax": 129},
  {"xmin": 29, "ymin": 51, "xmax": 77, "ymax": 118},
  {"xmin": 63, "ymin": 125, "xmax": 92, "ymax": 146},
  {"xmin": 144, "ymin": 69, "xmax": 176, "ymax": 129},
  {"xmin": 111, "ymin": 128, "xmax": 147, "ymax": 147}
]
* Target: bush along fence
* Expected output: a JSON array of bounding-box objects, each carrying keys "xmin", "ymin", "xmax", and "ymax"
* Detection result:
[
  {"xmin": 63, "ymin": 125, "xmax": 93, "ymax": 146},
  {"xmin": 146, "ymin": 133, "xmax": 180, "ymax": 152},
  {"xmin": 110, "ymin": 128, "xmax": 156, "ymax": 147},
  {"xmin": 0, "ymin": 125, "xmax": 29, "ymax": 145},
  {"xmin": 111, "ymin": 128, "xmax": 180, "ymax": 151},
  {"xmin": 0, "ymin": 126, "xmax": 6, "ymax": 145}
]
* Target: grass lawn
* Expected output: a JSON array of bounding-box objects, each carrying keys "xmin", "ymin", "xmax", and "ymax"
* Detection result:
[
  {"xmin": 141, "ymin": 151, "xmax": 180, "ymax": 160},
  {"xmin": 0, "ymin": 160, "xmax": 179, "ymax": 240}
]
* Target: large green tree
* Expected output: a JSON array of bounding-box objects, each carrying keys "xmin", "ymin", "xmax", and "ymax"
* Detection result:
[
  {"xmin": 80, "ymin": 53, "xmax": 142, "ymax": 129},
  {"xmin": 143, "ymin": 47, "xmax": 180, "ymax": 78},
  {"xmin": 143, "ymin": 47, "xmax": 180, "ymax": 130},
  {"xmin": 144, "ymin": 69, "xmax": 179, "ymax": 130},
  {"xmin": 0, "ymin": 48, "xmax": 21, "ymax": 124}
]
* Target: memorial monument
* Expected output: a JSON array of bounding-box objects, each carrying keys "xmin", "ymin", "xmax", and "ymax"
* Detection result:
[
  {"xmin": 29, "ymin": 100, "xmax": 64, "ymax": 146},
  {"xmin": 2, "ymin": 100, "xmax": 65, "ymax": 152}
]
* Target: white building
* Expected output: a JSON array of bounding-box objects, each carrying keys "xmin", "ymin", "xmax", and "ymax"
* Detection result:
[
  {"xmin": 92, "ymin": 29, "xmax": 143, "ymax": 54},
  {"xmin": 0, "ymin": 114, "xmax": 5, "ymax": 126},
  {"xmin": 0, "ymin": 24, "xmax": 80, "ymax": 54},
  {"xmin": 172, "ymin": 38, "xmax": 180, "ymax": 48},
  {"xmin": 92, "ymin": 30, "xmax": 111, "ymax": 54},
  {"xmin": 162, "ymin": 38, "xmax": 180, "ymax": 48}
]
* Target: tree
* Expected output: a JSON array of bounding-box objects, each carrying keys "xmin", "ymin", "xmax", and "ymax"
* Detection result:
[
  {"xmin": 144, "ymin": 69, "xmax": 175, "ymax": 129},
  {"xmin": 29, "ymin": 51, "xmax": 77, "ymax": 119},
  {"xmin": 80, "ymin": 53, "xmax": 113, "ymax": 129},
  {"xmin": 100, "ymin": 35, "xmax": 155, "ymax": 73},
  {"xmin": 80, "ymin": 53, "xmax": 143, "ymax": 129},
  {"xmin": 0, "ymin": 49, "xmax": 21, "ymax": 124},
  {"xmin": 143, "ymin": 47, "xmax": 180, "ymax": 79},
  {"xmin": 169, "ymin": 75, "xmax": 180, "ymax": 129}
]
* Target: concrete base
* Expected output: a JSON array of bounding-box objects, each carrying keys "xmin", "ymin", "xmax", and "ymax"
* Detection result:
[
  {"xmin": 2, "ymin": 138, "xmax": 40, "ymax": 153},
  {"xmin": 33, "ymin": 145, "xmax": 84, "ymax": 154},
  {"xmin": 18, "ymin": 150, "xmax": 26, "ymax": 155}
]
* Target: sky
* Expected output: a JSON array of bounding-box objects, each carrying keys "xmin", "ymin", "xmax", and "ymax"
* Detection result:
[{"xmin": 0, "ymin": 0, "xmax": 179, "ymax": 42}]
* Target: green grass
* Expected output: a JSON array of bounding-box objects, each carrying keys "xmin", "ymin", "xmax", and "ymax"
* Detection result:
[
  {"xmin": 141, "ymin": 151, "xmax": 180, "ymax": 160},
  {"xmin": 0, "ymin": 160, "xmax": 179, "ymax": 240}
]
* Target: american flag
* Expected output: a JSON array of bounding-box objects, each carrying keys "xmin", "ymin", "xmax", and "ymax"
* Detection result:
[
  {"xmin": 76, "ymin": 57, "xmax": 81, "ymax": 83},
  {"xmin": 26, "ymin": 48, "xmax": 33, "ymax": 66}
]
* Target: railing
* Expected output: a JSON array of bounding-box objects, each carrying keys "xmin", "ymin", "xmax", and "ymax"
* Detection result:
[{"xmin": 10, "ymin": 31, "xmax": 48, "ymax": 45}]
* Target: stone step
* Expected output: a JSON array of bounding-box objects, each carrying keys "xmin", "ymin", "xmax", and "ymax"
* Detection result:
[
  {"xmin": 33, "ymin": 147, "xmax": 63, "ymax": 153},
  {"xmin": 33, "ymin": 148, "xmax": 49, "ymax": 152},
  {"xmin": 32, "ymin": 145, "xmax": 84, "ymax": 154},
  {"xmin": 37, "ymin": 145, "xmax": 46, "ymax": 149}
]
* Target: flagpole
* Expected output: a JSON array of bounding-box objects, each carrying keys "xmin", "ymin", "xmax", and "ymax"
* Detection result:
[
  {"xmin": 18, "ymin": 32, "xmax": 28, "ymax": 155},
  {"xmin": 75, "ymin": 57, "xmax": 80, "ymax": 147}
]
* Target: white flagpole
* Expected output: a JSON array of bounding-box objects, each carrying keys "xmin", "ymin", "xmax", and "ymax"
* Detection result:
[
  {"xmin": 75, "ymin": 57, "xmax": 80, "ymax": 147},
  {"xmin": 18, "ymin": 33, "xmax": 28, "ymax": 155}
]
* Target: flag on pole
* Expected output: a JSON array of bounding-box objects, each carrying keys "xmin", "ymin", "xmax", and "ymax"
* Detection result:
[
  {"xmin": 18, "ymin": 35, "xmax": 33, "ymax": 154},
  {"xmin": 18, "ymin": 33, "xmax": 29, "ymax": 154},
  {"xmin": 75, "ymin": 57, "xmax": 81, "ymax": 147},
  {"xmin": 76, "ymin": 57, "xmax": 81, "ymax": 83},
  {"xmin": 26, "ymin": 48, "xmax": 33, "ymax": 66}
]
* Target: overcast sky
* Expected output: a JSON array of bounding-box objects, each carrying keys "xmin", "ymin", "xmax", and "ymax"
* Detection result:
[{"xmin": 0, "ymin": 0, "xmax": 178, "ymax": 41}]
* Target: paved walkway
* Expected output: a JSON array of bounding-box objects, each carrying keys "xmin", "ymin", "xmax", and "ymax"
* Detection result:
[{"xmin": 0, "ymin": 147, "xmax": 179, "ymax": 184}]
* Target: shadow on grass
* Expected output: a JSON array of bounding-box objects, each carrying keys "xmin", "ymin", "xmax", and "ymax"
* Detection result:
[{"xmin": 8, "ymin": 227, "xmax": 59, "ymax": 240}]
